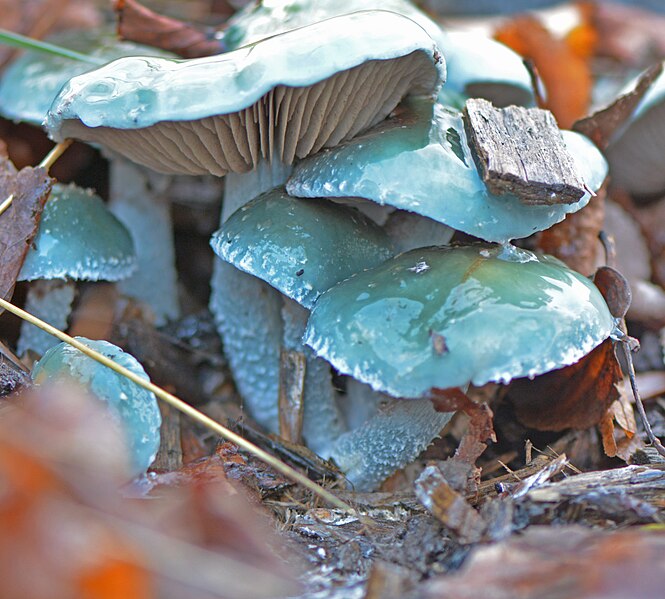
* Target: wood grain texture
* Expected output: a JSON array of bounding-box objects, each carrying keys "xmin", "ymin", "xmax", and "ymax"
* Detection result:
[{"xmin": 463, "ymin": 98, "xmax": 586, "ymax": 205}]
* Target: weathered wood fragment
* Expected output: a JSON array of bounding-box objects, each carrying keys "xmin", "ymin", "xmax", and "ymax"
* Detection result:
[{"xmin": 463, "ymin": 98, "xmax": 586, "ymax": 205}]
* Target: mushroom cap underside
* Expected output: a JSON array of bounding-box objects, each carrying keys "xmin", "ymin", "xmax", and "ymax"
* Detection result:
[{"xmin": 46, "ymin": 11, "xmax": 444, "ymax": 177}]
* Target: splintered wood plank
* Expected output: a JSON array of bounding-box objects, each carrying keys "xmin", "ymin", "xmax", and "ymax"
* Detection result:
[{"xmin": 463, "ymin": 98, "xmax": 587, "ymax": 205}]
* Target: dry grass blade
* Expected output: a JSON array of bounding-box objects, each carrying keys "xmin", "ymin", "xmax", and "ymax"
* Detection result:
[{"xmin": 0, "ymin": 296, "xmax": 354, "ymax": 513}]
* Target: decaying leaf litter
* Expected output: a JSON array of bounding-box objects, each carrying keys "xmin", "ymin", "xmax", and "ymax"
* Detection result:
[{"xmin": 1, "ymin": 1, "xmax": 665, "ymax": 597}]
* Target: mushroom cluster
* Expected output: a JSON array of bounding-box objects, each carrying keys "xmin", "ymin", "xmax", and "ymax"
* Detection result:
[{"xmin": 40, "ymin": 1, "xmax": 616, "ymax": 489}]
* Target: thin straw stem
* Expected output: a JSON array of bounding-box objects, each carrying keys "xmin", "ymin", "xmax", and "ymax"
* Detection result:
[{"xmin": 0, "ymin": 296, "xmax": 354, "ymax": 512}]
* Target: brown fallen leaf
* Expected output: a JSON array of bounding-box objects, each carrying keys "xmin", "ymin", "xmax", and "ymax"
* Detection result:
[
  {"xmin": 430, "ymin": 387, "xmax": 495, "ymax": 470},
  {"xmin": 536, "ymin": 184, "xmax": 606, "ymax": 276},
  {"xmin": 424, "ymin": 525, "xmax": 665, "ymax": 599},
  {"xmin": 414, "ymin": 465, "xmax": 486, "ymax": 544},
  {"xmin": 590, "ymin": 1, "xmax": 665, "ymax": 67},
  {"xmin": 0, "ymin": 386, "xmax": 299, "ymax": 599},
  {"xmin": 494, "ymin": 14, "xmax": 593, "ymax": 128},
  {"xmin": 0, "ymin": 155, "xmax": 53, "ymax": 303},
  {"xmin": 115, "ymin": 0, "xmax": 225, "ymax": 58},
  {"xmin": 573, "ymin": 63, "xmax": 663, "ymax": 150},
  {"xmin": 508, "ymin": 338, "xmax": 622, "ymax": 432}
]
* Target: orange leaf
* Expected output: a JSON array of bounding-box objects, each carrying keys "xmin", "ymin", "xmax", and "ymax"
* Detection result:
[{"xmin": 495, "ymin": 15, "xmax": 592, "ymax": 128}]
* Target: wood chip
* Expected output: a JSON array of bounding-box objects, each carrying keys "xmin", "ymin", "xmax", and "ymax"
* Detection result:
[{"xmin": 463, "ymin": 98, "xmax": 587, "ymax": 205}]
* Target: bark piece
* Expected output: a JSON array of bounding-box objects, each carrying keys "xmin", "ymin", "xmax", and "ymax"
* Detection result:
[
  {"xmin": 463, "ymin": 98, "xmax": 586, "ymax": 205},
  {"xmin": 278, "ymin": 348, "xmax": 306, "ymax": 444},
  {"xmin": 0, "ymin": 157, "xmax": 52, "ymax": 302}
]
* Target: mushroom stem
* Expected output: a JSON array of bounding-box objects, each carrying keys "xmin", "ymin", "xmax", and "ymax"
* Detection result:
[
  {"xmin": 18, "ymin": 279, "xmax": 76, "ymax": 357},
  {"xmin": 330, "ymin": 396, "xmax": 453, "ymax": 491},
  {"xmin": 281, "ymin": 297, "xmax": 346, "ymax": 458},
  {"xmin": 109, "ymin": 158, "xmax": 179, "ymax": 325},
  {"xmin": 210, "ymin": 158, "xmax": 292, "ymax": 432}
]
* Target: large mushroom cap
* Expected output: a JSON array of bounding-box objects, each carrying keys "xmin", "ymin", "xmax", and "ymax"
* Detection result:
[
  {"xmin": 32, "ymin": 338, "xmax": 161, "ymax": 477},
  {"xmin": 223, "ymin": 0, "xmax": 446, "ymax": 50},
  {"xmin": 0, "ymin": 28, "xmax": 172, "ymax": 126},
  {"xmin": 606, "ymin": 63, "xmax": 665, "ymax": 198},
  {"xmin": 211, "ymin": 188, "xmax": 394, "ymax": 309},
  {"xmin": 287, "ymin": 98, "xmax": 607, "ymax": 243},
  {"xmin": 305, "ymin": 244, "xmax": 615, "ymax": 398},
  {"xmin": 46, "ymin": 11, "xmax": 444, "ymax": 177},
  {"xmin": 19, "ymin": 183, "xmax": 136, "ymax": 282}
]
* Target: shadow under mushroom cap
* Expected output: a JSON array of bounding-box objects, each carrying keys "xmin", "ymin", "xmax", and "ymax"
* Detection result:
[
  {"xmin": 305, "ymin": 244, "xmax": 615, "ymax": 398},
  {"xmin": 46, "ymin": 11, "xmax": 444, "ymax": 177}
]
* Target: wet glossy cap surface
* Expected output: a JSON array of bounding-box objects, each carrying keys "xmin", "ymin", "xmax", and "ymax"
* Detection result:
[
  {"xmin": 32, "ymin": 338, "xmax": 161, "ymax": 477},
  {"xmin": 305, "ymin": 244, "xmax": 614, "ymax": 398},
  {"xmin": 211, "ymin": 188, "xmax": 394, "ymax": 309},
  {"xmin": 19, "ymin": 183, "xmax": 135, "ymax": 282},
  {"xmin": 46, "ymin": 11, "xmax": 443, "ymax": 129},
  {"xmin": 0, "ymin": 28, "xmax": 172, "ymax": 126},
  {"xmin": 287, "ymin": 99, "xmax": 607, "ymax": 243}
]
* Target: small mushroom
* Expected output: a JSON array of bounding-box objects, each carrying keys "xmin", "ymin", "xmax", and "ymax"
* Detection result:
[
  {"xmin": 606, "ymin": 63, "xmax": 665, "ymax": 199},
  {"xmin": 0, "ymin": 27, "xmax": 180, "ymax": 325},
  {"xmin": 305, "ymin": 244, "xmax": 616, "ymax": 399},
  {"xmin": 287, "ymin": 98, "xmax": 607, "ymax": 243},
  {"xmin": 31, "ymin": 337, "xmax": 161, "ymax": 477},
  {"xmin": 17, "ymin": 183, "xmax": 135, "ymax": 356}
]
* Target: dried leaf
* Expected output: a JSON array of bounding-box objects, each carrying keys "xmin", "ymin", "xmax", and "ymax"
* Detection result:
[
  {"xmin": 115, "ymin": 0, "xmax": 224, "ymax": 58},
  {"xmin": 508, "ymin": 338, "xmax": 622, "ymax": 431},
  {"xmin": 536, "ymin": 185, "xmax": 606, "ymax": 276},
  {"xmin": 430, "ymin": 387, "xmax": 495, "ymax": 467},
  {"xmin": 593, "ymin": 265, "xmax": 632, "ymax": 319},
  {"xmin": 415, "ymin": 465, "xmax": 486, "ymax": 545},
  {"xmin": 590, "ymin": 1, "xmax": 665, "ymax": 67},
  {"xmin": 573, "ymin": 63, "xmax": 663, "ymax": 150},
  {"xmin": 424, "ymin": 525, "xmax": 665, "ymax": 599},
  {"xmin": 0, "ymin": 388, "xmax": 298, "ymax": 599},
  {"xmin": 494, "ymin": 14, "xmax": 592, "ymax": 128},
  {"xmin": 0, "ymin": 157, "xmax": 52, "ymax": 302}
]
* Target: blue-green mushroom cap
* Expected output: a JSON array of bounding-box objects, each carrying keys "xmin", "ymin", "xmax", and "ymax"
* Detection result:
[
  {"xmin": 223, "ymin": 0, "xmax": 447, "ymax": 52},
  {"xmin": 32, "ymin": 338, "xmax": 161, "ymax": 477},
  {"xmin": 305, "ymin": 244, "xmax": 615, "ymax": 398},
  {"xmin": 19, "ymin": 183, "xmax": 136, "ymax": 282},
  {"xmin": 437, "ymin": 31, "xmax": 535, "ymax": 109},
  {"xmin": 287, "ymin": 99, "xmax": 607, "ymax": 243},
  {"xmin": 0, "ymin": 28, "xmax": 174, "ymax": 126},
  {"xmin": 606, "ymin": 63, "xmax": 665, "ymax": 197},
  {"xmin": 211, "ymin": 188, "xmax": 394, "ymax": 309},
  {"xmin": 45, "ymin": 11, "xmax": 444, "ymax": 176}
]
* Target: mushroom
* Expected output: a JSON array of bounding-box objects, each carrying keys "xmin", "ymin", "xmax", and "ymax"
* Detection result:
[
  {"xmin": 305, "ymin": 244, "xmax": 615, "ymax": 398},
  {"xmin": 211, "ymin": 187, "xmax": 407, "ymax": 458},
  {"xmin": 31, "ymin": 337, "xmax": 161, "ymax": 477},
  {"xmin": 0, "ymin": 28, "xmax": 180, "ymax": 325},
  {"xmin": 437, "ymin": 31, "xmax": 536, "ymax": 108},
  {"xmin": 44, "ymin": 10, "xmax": 445, "ymax": 437},
  {"xmin": 213, "ymin": 188, "xmax": 452, "ymax": 485},
  {"xmin": 287, "ymin": 97, "xmax": 607, "ymax": 244},
  {"xmin": 605, "ymin": 63, "xmax": 665, "ymax": 200},
  {"xmin": 17, "ymin": 183, "xmax": 135, "ymax": 357}
]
